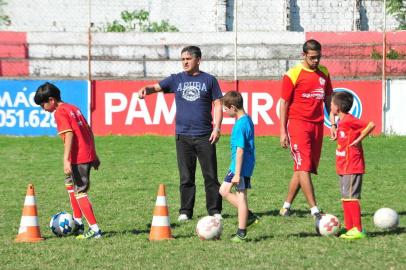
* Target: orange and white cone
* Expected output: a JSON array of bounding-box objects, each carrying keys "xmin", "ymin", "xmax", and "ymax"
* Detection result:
[
  {"xmin": 15, "ymin": 184, "xmax": 44, "ymax": 242},
  {"xmin": 149, "ymin": 184, "xmax": 173, "ymax": 241}
]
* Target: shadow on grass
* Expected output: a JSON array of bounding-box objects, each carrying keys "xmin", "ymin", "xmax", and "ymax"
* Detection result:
[
  {"xmin": 249, "ymin": 234, "xmax": 273, "ymax": 242},
  {"xmin": 287, "ymin": 232, "xmax": 320, "ymax": 238},
  {"xmin": 368, "ymin": 227, "xmax": 406, "ymax": 237},
  {"xmin": 255, "ymin": 209, "xmax": 311, "ymax": 218},
  {"xmin": 101, "ymin": 229, "xmax": 150, "ymax": 238}
]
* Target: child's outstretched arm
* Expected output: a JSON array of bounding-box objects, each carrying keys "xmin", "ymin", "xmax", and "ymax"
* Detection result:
[{"xmin": 349, "ymin": 122, "xmax": 376, "ymax": 146}]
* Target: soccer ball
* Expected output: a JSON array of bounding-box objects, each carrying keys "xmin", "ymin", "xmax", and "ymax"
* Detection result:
[
  {"xmin": 373, "ymin": 208, "xmax": 399, "ymax": 230},
  {"xmin": 315, "ymin": 214, "xmax": 341, "ymax": 236},
  {"xmin": 50, "ymin": 212, "xmax": 76, "ymax": 237},
  {"xmin": 196, "ymin": 216, "xmax": 223, "ymax": 240}
]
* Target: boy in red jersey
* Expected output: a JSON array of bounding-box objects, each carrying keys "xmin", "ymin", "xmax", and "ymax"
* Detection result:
[
  {"xmin": 34, "ymin": 82, "xmax": 102, "ymax": 239},
  {"xmin": 330, "ymin": 91, "xmax": 375, "ymax": 240},
  {"xmin": 279, "ymin": 39, "xmax": 336, "ymax": 218}
]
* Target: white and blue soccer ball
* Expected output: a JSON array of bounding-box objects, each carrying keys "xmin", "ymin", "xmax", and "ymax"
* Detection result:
[
  {"xmin": 50, "ymin": 212, "xmax": 76, "ymax": 237},
  {"xmin": 373, "ymin": 208, "xmax": 399, "ymax": 230},
  {"xmin": 196, "ymin": 216, "xmax": 223, "ymax": 240}
]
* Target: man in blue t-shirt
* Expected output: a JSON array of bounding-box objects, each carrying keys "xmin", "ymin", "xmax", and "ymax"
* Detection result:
[{"xmin": 138, "ymin": 46, "xmax": 223, "ymax": 222}]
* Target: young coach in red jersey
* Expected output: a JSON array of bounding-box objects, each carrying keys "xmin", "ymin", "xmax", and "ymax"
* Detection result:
[{"xmin": 279, "ymin": 39, "xmax": 336, "ymax": 219}]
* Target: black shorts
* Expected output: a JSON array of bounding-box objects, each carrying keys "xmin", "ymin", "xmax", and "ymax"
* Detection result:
[
  {"xmin": 64, "ymin": 163, "xmax": 92, "ymax": 194},
  {"xmin": 339, "ymin": 174, "xmax": 363, "ymax": 199},
  {"xmin": 223, "ymin": 170, "xmax": 251, "ymax": 191}
]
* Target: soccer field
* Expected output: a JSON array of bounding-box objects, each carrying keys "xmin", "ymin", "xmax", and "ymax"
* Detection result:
[{"xmin": 1, "ymin": 136, "xmax": 405, "ymax": 270}]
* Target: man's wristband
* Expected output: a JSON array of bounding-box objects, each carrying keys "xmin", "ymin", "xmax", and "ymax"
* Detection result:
[{"xmin": 214, "ymin": 127, "xmax": 221, "ymax": 133}]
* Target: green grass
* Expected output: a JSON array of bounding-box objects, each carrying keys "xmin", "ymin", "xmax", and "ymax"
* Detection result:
[{"xmin": 0, "ymin": 136, "xmax": 405, "ymax": 270}]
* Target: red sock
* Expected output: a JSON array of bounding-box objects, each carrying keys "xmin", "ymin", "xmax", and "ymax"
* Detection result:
[
  {"xmin": 348, "ymin": 200, "xmax": 362, "ymax": 232},
  {"xmin": 66, "ymin": 184, "xmax": 82, "ymax": 219},
  {"xmin": 76, "ymin": 193, "xmax": 97, "ymax": 225},
  {"xmin": 342, "ymin": 201, "xmax": 353, "ymax": 230}
]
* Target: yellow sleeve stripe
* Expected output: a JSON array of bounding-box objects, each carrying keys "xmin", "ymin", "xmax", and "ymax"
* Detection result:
[
  {"xmin": 57, "ymin": 129, "xmax": 73, "ymax": 135},
  {"xmin": 285, "ymin": 63, "xmax": 303, "ymax": 86}
]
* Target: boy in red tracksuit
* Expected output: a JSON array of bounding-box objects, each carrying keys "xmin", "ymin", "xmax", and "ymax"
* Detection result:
[{"xmin": 330, "ymin": 91, "xmax": 375, "ymax": 240}]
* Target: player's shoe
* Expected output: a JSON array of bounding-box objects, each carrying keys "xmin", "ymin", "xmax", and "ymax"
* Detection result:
[
  {"xmin": 73, "ymin": 223, "xmax": 85, "ymax": 236},
  {"xmin": 177, "ymin": 214, "xmax": 190, "ymax": 222},
  {"xmin": 312, "ymin": 210, "xmax": 324, "ymax": 221},
  {"xmin": 230, "ymin": 233, "xmax": 247, "ymax": 243},
  {"xmin": 76, "ymin": 229, "xmax": 102, "ymax": 240},
  {"xmin": 213, "ymin": 213, "xmax": 223, "ymax": 220},
  {"xmin": 247, "ymin": 211, "xmax": 260, "ymax": 227},
  {"xmin": 338, "ymin": 227, "xmax": 348, "ymax": 236},
  {"xmin": 279, "ymin": 207, "xmax": 291, "ymax": 217},
  {"xmin": 339, "ymin": 227, "xmax": 366, "ymax": 240}
]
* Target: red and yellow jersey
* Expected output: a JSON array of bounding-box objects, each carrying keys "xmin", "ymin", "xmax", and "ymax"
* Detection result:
[
  {"xmin": 281, "ymin": 63, "xmax": 333, "ymax": 123},
  {"xmin": 55, "ymin": 103, "xmax": 96, "ymax": 164},
  {"xmin": 336, "ymin": 114, "xmax": 372, "ymax": 175}
]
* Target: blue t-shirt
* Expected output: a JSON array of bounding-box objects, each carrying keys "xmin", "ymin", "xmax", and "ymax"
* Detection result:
[
  {"xmin": 159, "ymin": 71, "xmax": 223, "ymax": 136},
  {"xmin": 229, "ymin": 114, "xmax": 256, "ymax": 177}
]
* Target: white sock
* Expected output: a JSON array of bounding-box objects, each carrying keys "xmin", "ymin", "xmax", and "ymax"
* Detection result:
[
  {"xmin": 74, "ymin": 218, "xmax": 83, "ymax": 225},
  {"xmin": 282, "ymin": 202, "xmax": 291, "ymax": 209},
  {"xmin": 90, "ymin": 224, "xmax": 100, "ymax": 232},
  {"xmin": 310, "ymin": 206, "xmax": 320, "ymax": 215}
]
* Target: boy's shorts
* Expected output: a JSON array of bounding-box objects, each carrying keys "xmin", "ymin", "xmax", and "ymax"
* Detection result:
[
  {"xmin": 339, "ymin": 174, "xmax": 363, "ymax": 199},
  {"xmin": 64, "ymin": 163, "xmax": 92, "ymax": 194},
  {"xmin": 223, "ymin": 170, "xmax": 251, "ymax": 191},
  {"xmin": 287, "ymin": 119, "xmax": 323, "ymax": 174}
]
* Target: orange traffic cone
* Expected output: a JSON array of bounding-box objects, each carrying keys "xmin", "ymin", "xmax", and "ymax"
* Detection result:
[
  {"xmin": 15, "ymin": 184, "xmax": 44, "ymax": 242},
  {"xmin": 149, "ymin": 184, "xmax": 173, "ymax": 241}
]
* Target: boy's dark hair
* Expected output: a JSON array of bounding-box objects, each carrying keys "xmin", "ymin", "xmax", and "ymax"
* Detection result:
[
  {"xmin": 34, "ymin": 82, "xmax": 61, "ymax": 105},
  {"xmin": 222, "ymin": 91, "xmax": 243, "ymax": 110},
  {"xmin": 333, "ymin": 91, "xmax": 353, "ymax": 113},
  {"xmin": 181, "ymin": 46, "xmax": 202, "ymax": 58},
  {"xmin": 303, "ymin": 39, "xmax": 322, "ymax": 53}
]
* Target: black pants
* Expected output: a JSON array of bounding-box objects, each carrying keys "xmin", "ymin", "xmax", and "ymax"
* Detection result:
[{"xmin": 176, "ymin": 134, "xmax": 222, "ymax": 218}]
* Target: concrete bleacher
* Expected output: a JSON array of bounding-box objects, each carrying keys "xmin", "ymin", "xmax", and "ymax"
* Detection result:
[
  {"xmin": 0, "ymin": 32, "xmax": 29, "ymax": 76},
  {"xmin": 1, "ymin": 31, "xmax": 406, "ymax": 79}
]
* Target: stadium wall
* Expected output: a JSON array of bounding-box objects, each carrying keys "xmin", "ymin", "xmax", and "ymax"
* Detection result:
[{"xmin": 2, "ymin": 0, "xmax": 401, "ymax": 33}]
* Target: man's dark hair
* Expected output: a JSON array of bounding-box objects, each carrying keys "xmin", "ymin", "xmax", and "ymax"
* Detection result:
[
  {"xmin": 332, "ymin": 91, "xmax": 354, "ymax": 113},
  {"xmin": 303, "ymin": 39, "xmax": 322, "ymax": 53},
  {"xmin": 181, "ymin": 46, "xmax": 202, "ymax": 58},
  {"xmin": 34, "ymin": 82, "xmax": 61, "ymax": 105},
  {"xmin": 222, "ymin": 91, "xmax": 244, "ymax": 110}
]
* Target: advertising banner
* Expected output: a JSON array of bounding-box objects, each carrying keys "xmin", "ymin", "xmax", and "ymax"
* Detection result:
[
  {"xmin": 92, "ymin": 80, "xmax": 381, "ymax": 136},
  {"xmin": 0, "ymin": 80, "xmax": 89, "ymax": 136}
]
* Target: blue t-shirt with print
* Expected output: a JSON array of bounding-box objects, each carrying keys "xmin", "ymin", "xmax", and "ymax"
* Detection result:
[
  {"xmin": 229, "ymin": 114, "xmax": 256, "ymax": 177},
  {"xmin": 159, "ymin": 71, "xmax": 223, "ymax": 136}
]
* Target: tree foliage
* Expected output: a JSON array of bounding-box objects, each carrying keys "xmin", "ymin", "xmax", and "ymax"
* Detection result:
[
  {"xmin": 386, "ymin": 0, "xmax": 406, "ymax": 30},
  {"xmin": 101, "ymin": 9, "xmax": 178, "ymax": 32}
]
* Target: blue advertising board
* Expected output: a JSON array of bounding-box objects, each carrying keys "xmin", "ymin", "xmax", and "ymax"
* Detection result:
[{"xmin": 0, "ymin": 80, "xmax": 89, "ymax": 136}]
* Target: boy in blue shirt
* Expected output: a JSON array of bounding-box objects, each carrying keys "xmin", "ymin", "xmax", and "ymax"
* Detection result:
[{"xmin": 219, "ymin": 91, "xmax": 259, "ymax": 243}]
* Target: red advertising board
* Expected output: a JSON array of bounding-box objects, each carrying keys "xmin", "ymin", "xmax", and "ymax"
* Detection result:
[{"xmin": 91, "ymin": 80, "xmax": 381, "ymax": 136}]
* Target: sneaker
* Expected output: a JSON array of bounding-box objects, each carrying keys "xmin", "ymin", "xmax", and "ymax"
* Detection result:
[
  {"xmin": 279, "ymin": 207, "xmax": 291, "ymax": 217},
  {"xmin": 213, "ymin": 213, "xmax": 223, "ymax": 220},
  {"xmin": 73, "ymin": 223, "xmax": 85, "ymax": 236},
  {"xmin": 76, "ymin": 229, "xmax": 102, "ymax": 240},
  {"xmin": 230, "ymin": 233, "xmax": 247, "ymax": 243},
  {"xmin": 339, "ymin": 227, "xmax": 366, "ymax": 240},
  {"xmin": 177, "ymin": 214, "xmax": 190, "ymax": 222},
  {"xmin": 313, "ymin": 211, "xmax": 323, "ymax": 221},
  {"xmin": 338, "ymin": 227, "xmax": 348, "ymax": 236},
  {"xmin": 247, "ymin": 211, "xmax": 260, "ymax": 227}
]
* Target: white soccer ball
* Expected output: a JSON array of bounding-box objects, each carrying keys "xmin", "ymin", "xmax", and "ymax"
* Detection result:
[
  {"xmin": 196, "ymin": 216, "xmax": 223, "ymax": 240},
  {"xmin": 373, "ymin": 208, "xmax": 399, "ymax": 230},
  {"xmin": 50, "ymin": 212, "xmax": 76, "ymax": 237},
  {"xmin": 315, "ymin": 214, "xmax": 341, "ymax": 236}
]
